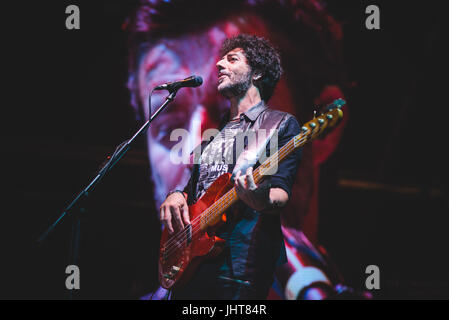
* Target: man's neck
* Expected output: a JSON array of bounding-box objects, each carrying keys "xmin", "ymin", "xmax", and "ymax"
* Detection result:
[{"xmin": 229, "ymin": 85, "xmax": 262, "ymax": 120}]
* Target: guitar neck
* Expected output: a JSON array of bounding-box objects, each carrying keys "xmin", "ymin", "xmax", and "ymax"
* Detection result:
[
  {"xmin": 199, "ymin": 99, "xmax": 344, "ymax": 229},
  {"xmin": 200, "ymin": 132, "xmax": 305, "ymax": 228}
]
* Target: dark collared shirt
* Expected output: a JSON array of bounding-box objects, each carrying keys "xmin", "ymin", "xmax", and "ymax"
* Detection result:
[{"xmin": 181, "ymin": 101, "xmax": 302, "ymax": 295}]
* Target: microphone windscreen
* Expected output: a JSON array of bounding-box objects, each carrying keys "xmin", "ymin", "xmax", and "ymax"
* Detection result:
[{"xmin": 194, "ymin": 76, "xmax": 203, "ymax": 86}]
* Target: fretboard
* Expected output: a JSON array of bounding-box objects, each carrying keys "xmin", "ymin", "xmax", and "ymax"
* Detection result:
[
  {"xmin": 198, "ymin": 98, "xmax": 345, "ymax": 229},
  {"xmin": 199, "ymin": 131, "xmax": 305, "ymax": 228}
]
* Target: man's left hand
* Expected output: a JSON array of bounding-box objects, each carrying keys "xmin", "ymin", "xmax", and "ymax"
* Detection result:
[
  {"xmin": 235, "ymin": 167, "xmax": 290, "ymax": 213},
  {"xmin": 234, "ymin": 167, "xmax": 271, "ymax": 212}
]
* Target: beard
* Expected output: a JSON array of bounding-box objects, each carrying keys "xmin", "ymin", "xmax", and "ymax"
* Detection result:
[{"xmin": 218, "ymin": 71, "xmax": 252, "ymax": 99}]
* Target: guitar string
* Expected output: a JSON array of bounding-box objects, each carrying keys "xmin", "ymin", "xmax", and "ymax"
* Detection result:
[
  {"xmin": 160, "ymin": 134, "xmax": 300, "ymax": 249},
  {"xmin": 162, "ymin": 114, "xmax": 340, "ymax": 260},
  {"xmin": 161, "ymin": 135, "xmax": 306, "ymax": 258},
  {"xmin": 161, "ymin": 124, "xmax": 330, "ymax": 258},
  {"xmin": 161, "ymin": 137, "xmax": 299, "ymax": 257},
  {"xmin": 161, "ymin": 112, "xmax": 340, "ymax": 257},
  {"xmin": 161, "ymin": 128, "xmax": 330, "ymax": 258},
  {"xmin": 160, "ymin": 134, "xmax": 298, "ymax": 248}
]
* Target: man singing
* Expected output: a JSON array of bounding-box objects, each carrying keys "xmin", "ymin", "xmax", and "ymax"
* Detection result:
[{"xmin": 159, "ymin": 34, "xmax": 302, "ymax": 299}]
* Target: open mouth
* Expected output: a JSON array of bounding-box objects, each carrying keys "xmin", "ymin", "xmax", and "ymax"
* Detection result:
[{"xmin": 218, "ymin": 74, "xmax": 228, "ymax": 83}]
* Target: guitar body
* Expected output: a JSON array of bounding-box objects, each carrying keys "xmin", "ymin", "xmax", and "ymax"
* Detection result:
[{"xmin": 158, "ymin": 173, "xmax": 233, "ymax": 289}]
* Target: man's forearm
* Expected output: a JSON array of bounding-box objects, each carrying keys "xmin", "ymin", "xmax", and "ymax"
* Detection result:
[{"xmin": 262, "ymin": 187, "xmax": 289, "ymax": 214}]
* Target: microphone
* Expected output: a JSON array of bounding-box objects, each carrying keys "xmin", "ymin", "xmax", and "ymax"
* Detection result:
[{"xmin": 154, "ymin": 75, "xmax": 203, "ymax": 91}]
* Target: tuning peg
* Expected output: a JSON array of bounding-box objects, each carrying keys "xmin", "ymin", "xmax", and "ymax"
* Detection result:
[{"xmin": 335, "ymin": 98, "xmax": 346, "ymax": 108}]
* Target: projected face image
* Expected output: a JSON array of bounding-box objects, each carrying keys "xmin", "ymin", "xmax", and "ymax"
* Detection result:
[{"xmin": 133, "ymin": 28, "xmax": 230, "ymax": 207}]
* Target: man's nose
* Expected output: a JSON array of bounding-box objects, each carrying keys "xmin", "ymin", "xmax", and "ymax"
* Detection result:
[{"xmin": 216, "ymin": 58, "xmax": 225, "ymax": 70}]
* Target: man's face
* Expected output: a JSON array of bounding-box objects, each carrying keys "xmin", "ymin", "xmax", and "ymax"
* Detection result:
[{"xmin": 216, "ymin": 48, "xmax": 252, "ymax": 99}]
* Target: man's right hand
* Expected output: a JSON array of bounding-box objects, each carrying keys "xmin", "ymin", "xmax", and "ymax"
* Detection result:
[{"xmin": 159, "ymin": 192, "xmax": 190, "ymax": 234}]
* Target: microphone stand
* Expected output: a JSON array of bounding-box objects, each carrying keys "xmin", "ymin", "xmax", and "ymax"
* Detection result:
[{"xmin": 37, "ymin": 89, "xmax": 178, "ymax": 298}]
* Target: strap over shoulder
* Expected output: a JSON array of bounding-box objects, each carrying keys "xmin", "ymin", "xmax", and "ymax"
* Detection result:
[{"xmin": 232, "ymin": 108, "xmax": 289, "ymax": 178}]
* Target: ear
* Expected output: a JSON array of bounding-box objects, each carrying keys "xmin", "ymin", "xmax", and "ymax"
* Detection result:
[{"xmin": 252, "ymin": 71, "xmax": 262, "ymax": 81}]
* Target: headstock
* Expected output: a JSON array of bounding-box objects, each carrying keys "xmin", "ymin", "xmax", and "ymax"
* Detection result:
[{"xmin": 294, "ymin": 99, "xmax": 345, "ymax": 147}]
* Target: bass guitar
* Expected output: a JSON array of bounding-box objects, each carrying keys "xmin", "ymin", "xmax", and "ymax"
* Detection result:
[{"xmin": 159, "ymin": 98, "xmax": 345, "ymax": 289}]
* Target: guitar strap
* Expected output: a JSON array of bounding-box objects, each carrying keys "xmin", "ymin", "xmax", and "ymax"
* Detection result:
[{"xmin": 231, "ymin": 108, "xmax": 288, "ymax": 180}]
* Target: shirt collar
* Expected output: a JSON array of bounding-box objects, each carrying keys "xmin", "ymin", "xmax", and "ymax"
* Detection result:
[
  {"xmin": 219, "ymin": 101, "xmax": 267, "ymax": 128},
  {"xmin": 242, "ymin": 101, "xmax": 267, "ymax": 122}
]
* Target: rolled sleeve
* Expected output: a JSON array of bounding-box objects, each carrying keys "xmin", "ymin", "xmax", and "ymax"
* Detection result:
[{"xmin": 265, "ymin": 116, "xmax": 302, "ymax": 198}]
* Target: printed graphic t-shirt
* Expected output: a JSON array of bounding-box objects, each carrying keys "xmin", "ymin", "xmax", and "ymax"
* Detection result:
[{"xmin": 195, "ymin": 118, "xmax": 241, "ymax": 199}]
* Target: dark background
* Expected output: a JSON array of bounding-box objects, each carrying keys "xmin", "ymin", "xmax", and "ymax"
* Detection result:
[{"xmin": 2, "ymin": 0, "xmax": 447, "ymax": 299}]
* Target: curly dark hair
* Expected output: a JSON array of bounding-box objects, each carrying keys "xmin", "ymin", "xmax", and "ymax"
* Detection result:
[{"xmin": 219, "ymin": 34, "xmax": 282, "ymax": 102}]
